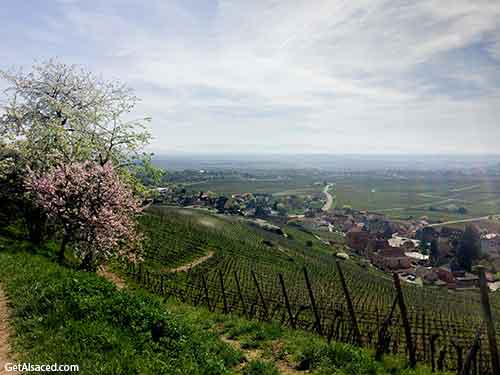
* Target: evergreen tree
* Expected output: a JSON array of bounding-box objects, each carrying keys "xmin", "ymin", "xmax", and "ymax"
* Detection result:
[
  {"xmin": 430, "ymin": 239, "xmax": 439, "ymax": 264},
  {"xmin": 456, "ymin": 225, "xmax": 480, "ymax": 271}
]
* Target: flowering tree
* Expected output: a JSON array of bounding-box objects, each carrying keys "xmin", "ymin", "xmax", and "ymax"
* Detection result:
[
  {"xmin": 0, "ymin": 60, "xmax": 162, "ymax": 243},
  {"xmin": 26, "ymin": 161, "xmax": 142, "ymax": 270},
  {"xmin": 0, "ymin": 60, "xmax": 151, "ymax": 170},
  {"xmin": 0, "ymin": 146, "xmax": 26, "ymax": 225}
]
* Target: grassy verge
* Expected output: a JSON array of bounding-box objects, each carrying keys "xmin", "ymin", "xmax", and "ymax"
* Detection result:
[
  {"xmin": 0, "ymin": 250, "xmax": 243, "ymax": 374},
  {"xmin": 162, "ymin": 297, "xmax": 451, "ymax": 375},
  {"xmin": 0, "ymin": 233, "xmax": 451, "ymax": 374}
]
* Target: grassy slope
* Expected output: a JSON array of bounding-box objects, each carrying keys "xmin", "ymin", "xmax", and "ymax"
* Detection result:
[
  {"xmin": 0, "ymin": 252, "xmax": 242, "ymax": 375},
  {"xmin": 0, "ymin": 232, "xmax": 449, "ymax": 375},
  {"xmin": 139, "ymin": 208, "xmax": 489, "ymax": 321},
  {"xmin": 133, "ymin": 207, "xmax": 500, "ymax": 374}
]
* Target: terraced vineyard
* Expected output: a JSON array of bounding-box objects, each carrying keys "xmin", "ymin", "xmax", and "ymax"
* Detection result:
[{"xmin": 130, "ymin": 206, "xmax": 500, "ymax": 374}]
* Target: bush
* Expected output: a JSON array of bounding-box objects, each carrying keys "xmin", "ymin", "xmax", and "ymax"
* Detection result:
[{"xmin": 242, "ymin": 360, "xmax": 279, "ymax": 375}]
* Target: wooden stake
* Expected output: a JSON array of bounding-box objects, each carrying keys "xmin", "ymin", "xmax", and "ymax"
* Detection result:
[
  {"xmin": 234, "ymin": 271, "xmax": 248, "ymax": 317},
  {"xmin": 303, "ymin": 266, "xmax": 322, "ymax": 335},
  {"xmin": 336, "ymin": 260, "xmax": 362, "ymax": 346},
  {"xmin": 219, "ymin": 270, "xmax": 229, "ymax": 314},
  {"xmin": 278, "ymin": 273, "xmax": 296, "ymax": 329},
  {"xmin": 376, "ymin": 295, "xmax": 398, "ymax": 360},
  {"xmin": 478, "ymin": 266, "xmax": 500, "ymax": 375},
  {"xmin": 201, "ymin": 274, "xmax": 211, "ymax": 311},
  {"xmin": 393, "ymin": 273, "xmax": 416, "ymax": 368},
  {"xmin": 251, "ymin": 270, "xmax": 268, "ymax": 320},
  {"xmin": 430, "ymin": 334, "xmax": 439, "ymax": 372},
  {"xmin": 460, "ymin": 323, "xmax": 483, "ymax": 375}
]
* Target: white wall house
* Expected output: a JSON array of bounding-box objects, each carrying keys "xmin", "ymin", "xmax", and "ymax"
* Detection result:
[{"xmin": 481, "ymin": 233, "xmax": 500, "ymax": 254}]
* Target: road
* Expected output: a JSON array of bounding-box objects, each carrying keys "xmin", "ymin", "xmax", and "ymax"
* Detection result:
[
  {"xmin": 322, "ymin": 184, "xmax": 335, "ymax": 211},
  {"xmin": 427, "ymin": 216, "xmax": 499, "ymax": 228}
]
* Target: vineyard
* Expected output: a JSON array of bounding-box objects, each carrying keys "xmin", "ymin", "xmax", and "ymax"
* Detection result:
[{"xmin": 130, "ymin": 206, "xmax": 500, "ymax": 374}]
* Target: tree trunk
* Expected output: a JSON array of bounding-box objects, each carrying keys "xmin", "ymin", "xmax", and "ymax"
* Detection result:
[
  {"xmin": 80, "ymin": 252, "xmax": 96, "ymax": 272},
  {"xmin": 26, "ymin": 206, "xmax": 45, "ymax": 245},
  {"xmin": 58, "ymin": 233, "xmax": 68, "ymax": 264}
]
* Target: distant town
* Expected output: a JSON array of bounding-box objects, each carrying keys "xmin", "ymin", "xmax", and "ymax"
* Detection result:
[{"xmin": 154, "ymin": 173, "xmax": 500, "ymax": 292}]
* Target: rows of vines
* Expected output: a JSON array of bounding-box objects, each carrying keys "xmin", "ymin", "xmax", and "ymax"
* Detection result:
[{"xmin": 131, "ymin": 206, "xmax": 500, "ymax": 374}]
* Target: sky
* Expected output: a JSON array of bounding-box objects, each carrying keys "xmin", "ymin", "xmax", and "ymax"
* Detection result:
[{"xmin": 1, "ymin": 0, "xmax": 500, "ymax": 155}]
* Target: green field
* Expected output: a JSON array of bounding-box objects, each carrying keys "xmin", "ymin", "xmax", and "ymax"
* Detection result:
[
  {"xmin": 181, "ymin": 173, "xmax": 500, "ymax": 222},
  {"xmin": 185, "ymin": 177, "xmax": 322, "ymax": 196},
  {"xmin": 332, "ymin": 175, "xmax": 500, "ymax": 221}
]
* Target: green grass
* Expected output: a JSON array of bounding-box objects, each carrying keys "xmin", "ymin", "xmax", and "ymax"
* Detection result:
[
  {"xmin": 242, "ymin": 361, "xmax": 279, "ymax": 375},
  {"xmin": 0, "ymin": 230, "xmax": 451, "ymax": 375},
  {"xmin": 160, "ymin": 293, "xmax": 452, "ymax": 375},
  {"xmin": 0, "ymin": 250, "xmax": 243, "ymax": 375}
]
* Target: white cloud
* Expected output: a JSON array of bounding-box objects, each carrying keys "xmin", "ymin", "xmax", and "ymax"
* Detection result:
[{"xmin": 1, "ymin": 0, "xmax": 500, "ymax": 153}]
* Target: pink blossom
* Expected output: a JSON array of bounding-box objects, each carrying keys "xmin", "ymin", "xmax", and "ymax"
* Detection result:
[{"xmin": 26, "ymin": 161, "xmax": 143, "ymax": 268}]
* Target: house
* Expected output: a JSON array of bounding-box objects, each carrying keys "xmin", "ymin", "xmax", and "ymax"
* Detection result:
[
  {"xmin": 342, "ymin": 218, "xmax": 356, "ymax": 232},
  {"xmin": 481, "ymin": 233, "xmax": 500, "ymax": 254},
  {"xmin": 437, "ymin": 237, "xmax": 455, "ymax": 258},
  {"xmin": 366, "ymin": 237, "xmax": 390, "ymax": 255},
  {"xmin": 416, "ymin": 227, "xmax": 438, "ymax": 243},
  {"xmin": 416, "ymin": 266, "xmax": 439, "ymax": 284},
  {"xmin": 405, "ymin": 251, "xmax": 430, "ymax": 265},
  {"xmin": 437, "ymin": 264, "xmax": 479, "ymax": 288},
  {"xmin": 455, "ymin": 272, "xmax": 479, "ymax": 288},
  {"xmin": 346, "ymin": 227, "xmax": 370, "ymax": 253},
  {"xmin": 371, "ymin": 247, "xmax": 411, "ymax": 271},
  {"xmin": 436, "ymin": 265, "xmax": 455, "ymax": 284},
  {"xmin": 388, "ymin": 236, "xmax": 421, "ymax": 250},
  {"xmin": 365, "ymin": 215, "xmax": 394, "ymax": 236}
]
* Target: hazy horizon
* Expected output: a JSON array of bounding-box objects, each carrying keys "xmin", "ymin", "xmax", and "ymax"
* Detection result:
[
  {"xmin": 2, "ymin": 1, "xmax": 500, "ymax": 154},
  {"xmin": 152, "ymin": 152, "xmax": 500, "ymax": 171}
]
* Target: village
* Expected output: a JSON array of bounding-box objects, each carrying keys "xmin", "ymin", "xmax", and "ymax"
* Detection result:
[
  {"xmin": 300, "ymin": 207, "xmax": 500, "ymax": 291},
  {"xmin": 154, "ymin": 182, "xmax": 500, "ymax": 292}
]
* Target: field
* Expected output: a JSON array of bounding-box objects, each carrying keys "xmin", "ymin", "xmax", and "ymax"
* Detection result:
[
  {"xmin": 333, "ymin": 175, "xmax": 500, "ymax": 221},
  {"xmin": 184, "ymin": 176, "xmax": 322, "ymax": 196},
  {"xmin": 127, "ymin": 206, "xmax": 500, "ymax": 374},
  {"xmin": 180, "ymin": 172, "xmax": 500, "ymax": 224}
]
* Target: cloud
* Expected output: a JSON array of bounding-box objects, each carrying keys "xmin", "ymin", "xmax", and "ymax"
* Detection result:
[{"xmin": 1, "ymin": 0, "xmax": 500, "ymax": 153}]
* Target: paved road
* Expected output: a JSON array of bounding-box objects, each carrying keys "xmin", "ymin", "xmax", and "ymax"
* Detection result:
[
  {"xmin": 427, "ymin": 216, "xmax": 499, "ymax": 227},
  {"xmin": 322, "ymin": 184, "xmax": 335, "ymax": 211}
]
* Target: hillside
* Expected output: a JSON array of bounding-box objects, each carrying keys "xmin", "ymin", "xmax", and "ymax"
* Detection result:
[
  {"xmin": 0, "ymin": 230, "xmax": 448, "ymax": 375},
  {"xmin": 129, "ymin": 206, "xmax": 498, "ymax": 374}
]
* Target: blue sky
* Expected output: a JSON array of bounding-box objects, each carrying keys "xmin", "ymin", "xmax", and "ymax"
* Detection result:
[{"xmin": 1, "ymin": 0, "xmax": 500, "ymax": 154}]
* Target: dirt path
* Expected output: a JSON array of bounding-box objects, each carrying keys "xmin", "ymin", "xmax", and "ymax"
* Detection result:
[
  {"xmin": 97, "ymin": 264, "xmax": 298, "ymax": 374},
  {"xmin": 97, "ymin": 266, "xmax": 126, "ymax": 289},
  {"xmin": 168, "ymin": 251, "xmax": 215, "ymax": 273},
  {"xmin": 0, "ymin": 285, "xmax": 18, "ymax": 374},
  {"xmin": 220, "ymin": 336, "xmax": 300, "ymax": 374}
]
